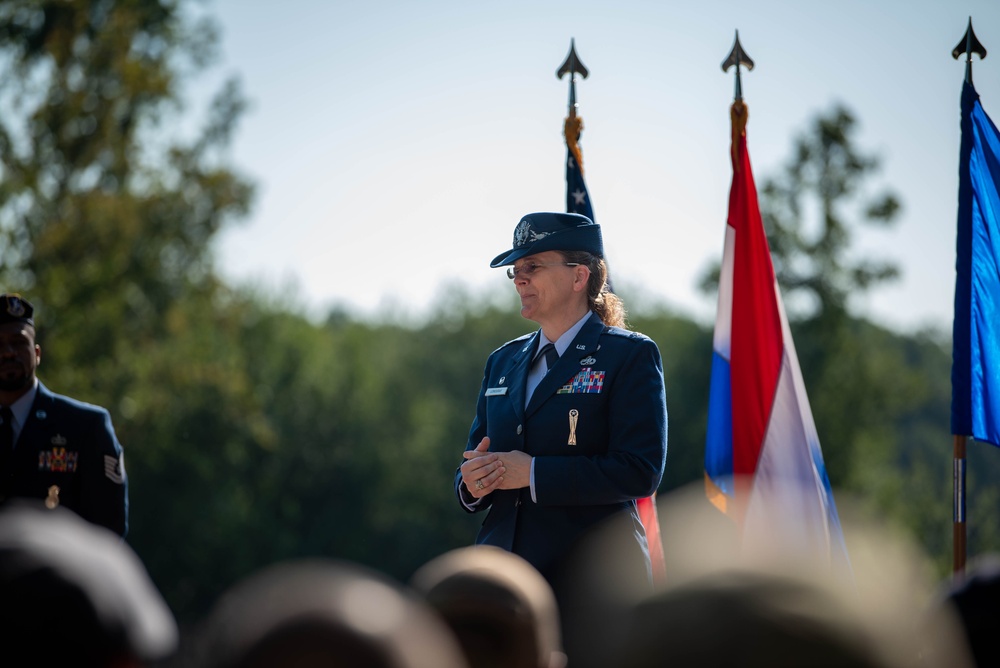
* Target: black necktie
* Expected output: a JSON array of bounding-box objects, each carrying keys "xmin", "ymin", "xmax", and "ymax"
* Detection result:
[
  {"xmin": 536, "ymin": 343, "xmax": 560, "ymax": 372},
  {"xmin": 0, "ymin": 406, "xmax": 13, "ymax": 495}
]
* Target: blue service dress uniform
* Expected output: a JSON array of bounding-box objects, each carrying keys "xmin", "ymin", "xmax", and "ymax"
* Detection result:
[
  {"xmin": 2, "ymin": 382, "xmax": 128, "ymax": 537},
  {"xmin": 455, "ymin": 312, "xmax": 667, "ymax": 588}
]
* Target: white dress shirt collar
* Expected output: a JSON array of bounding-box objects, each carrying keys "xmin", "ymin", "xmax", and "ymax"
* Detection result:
[{"xmin": 7, "ymin": 377, "xmax": 39, "ymax": 444}]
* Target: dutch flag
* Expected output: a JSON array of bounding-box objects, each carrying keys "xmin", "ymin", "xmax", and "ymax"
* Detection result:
[{"xmin": 703, "ymin": 102, "xmax": 850, "ymax": 570}]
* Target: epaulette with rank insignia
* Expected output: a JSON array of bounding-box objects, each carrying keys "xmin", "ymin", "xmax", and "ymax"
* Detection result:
[
  {"xmin": 604, "ymin": 326, "xmax": 651, "ymax": 342},
  {"xmin": 492, "ymin": 331, "xmax": 534, "ymax": 355}
]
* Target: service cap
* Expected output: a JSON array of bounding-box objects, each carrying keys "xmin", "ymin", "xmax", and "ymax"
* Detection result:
[
  {"xmin": 491, "ymin": 212, "xmax": 603, "ymax": 267},
  {"xmin": 0, "ymin": 293, "xmax": 34, "ymax": 326}
]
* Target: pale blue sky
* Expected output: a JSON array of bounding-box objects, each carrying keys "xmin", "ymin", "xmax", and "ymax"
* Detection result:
[{"xmin": 195, "ymin": 0, "xmax": 1000, "ymax": 332}]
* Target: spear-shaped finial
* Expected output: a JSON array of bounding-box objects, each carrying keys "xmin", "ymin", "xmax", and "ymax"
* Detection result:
[
  {"xmin": 721, "ymin": 30, "xmax": 754, "ymax": 102},
  {"xmin": 557, "ymin": 38, "xmax": 589, "ymax": 119},
  {"xmin": 952, "ymin": 17, "xmax": 987, "ymax": 84}
]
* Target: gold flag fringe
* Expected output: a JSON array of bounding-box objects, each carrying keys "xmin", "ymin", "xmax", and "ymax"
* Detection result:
[
  {"xmin": 564, "ymin": 115, "xmax": 586, "ymax": 177},
  {"xmin": 730, "ymin": 100, "xmax": 749, "ymax": 167}
]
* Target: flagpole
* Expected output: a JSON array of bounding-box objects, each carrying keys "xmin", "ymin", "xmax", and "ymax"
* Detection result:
[
  {"xmin": 557, "ymin": 39, "xmax": 665, "ymax": 581},
  {"xmin": 557, "ymin": 38, "xmax": 588, "ymax": 121},
  {"xmin": 710, "ymin": 32, "xmax": 851, "ymax": 572},
  {"xmin": 556, "ymin": 40, "xmax": 598, "ymax": 237},
  {"xmin": 950, "ymin": 17, "xmax": 986, "ymax": 577},
  {"xmin": 952, "ymin": 17, "xmax": 986, "ymax": 86},
  {"xmin": 557, "ymin": 38, "xmax": 593, "ymax": 220},
  {"xmin": 721, "ymin": 30, "xmax": 755, "ymax": 524},
  {"xmin": 722, "ymin": 30, "xmax": 754, "ymax": 104},
  {"xmin": 953, "ymin": 435, "xmax": 967, "ymax": 574}
]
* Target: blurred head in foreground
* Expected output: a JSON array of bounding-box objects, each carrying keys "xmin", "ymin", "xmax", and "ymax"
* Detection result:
[
  {"xmin": 616, "ymin": 569, "xmax": 893, "ymax": 668},
  {"xmin": 197, "ymin": 558, "xmax": 468, "ymax": 668},
  {"xmin": 586, "ymin": 481, "xmax": 973, "ymax": 668},
  {"xmin": 411, "ymin": 545, "xmax": 566, "ymax": 668},
  {"xmin": 937, "ymin": 553, "xmax": 1000, "ymax": 668},
  {"xmin": 0, "ymin": 499, "xmax": 177, "ymax": 666}
]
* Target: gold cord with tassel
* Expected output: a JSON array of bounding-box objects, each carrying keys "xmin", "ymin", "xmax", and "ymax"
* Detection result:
[{"xmin": 564, "ymin": 115, "xmax": 586, "ymax": 176}]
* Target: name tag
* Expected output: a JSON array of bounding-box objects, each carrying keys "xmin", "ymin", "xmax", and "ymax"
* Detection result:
[{"xmin": 485, "ymin": 387, "xmax": 508, "ymax": 396}]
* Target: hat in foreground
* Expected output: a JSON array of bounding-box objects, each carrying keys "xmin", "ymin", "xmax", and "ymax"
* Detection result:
[{"xmin": 491, "ymin": 212, "xmax": 603, "ymax": 267}]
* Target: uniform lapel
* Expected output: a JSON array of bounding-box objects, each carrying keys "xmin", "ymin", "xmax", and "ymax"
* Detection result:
[
  {"xmin": 19, "ymin": 382, "xmax": 54, "ymax": 446},
  {"xmin": 526, "ymin": 313, "xmax": 604, "ymax": 417},
  {"xmin": 504, "ymin": 332, "xmax": 539, "ymax": 424}
]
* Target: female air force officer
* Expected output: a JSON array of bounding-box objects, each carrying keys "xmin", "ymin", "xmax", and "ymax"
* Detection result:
[{"xmin": 455, "ymin": 211, "xmax": 668, "ymax": 606}]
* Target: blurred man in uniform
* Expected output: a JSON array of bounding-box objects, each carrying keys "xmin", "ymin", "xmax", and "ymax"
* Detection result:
[{"xmin": 0, "ymin": 293, "xmax": 128, "ymax": 536}]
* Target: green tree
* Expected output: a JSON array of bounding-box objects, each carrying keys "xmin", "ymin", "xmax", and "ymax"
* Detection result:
[
  {"xmin": 0, "ymin": 0, "xmax": 260, "ymax": 618},
  {"xmin": 761, "ymin": 107, "xmax": 901, "ymax": 486},
  {"xmin": 758, "ymin": 105, "xmax": 901, "ymax": 320},
  {"xmin": 0, "ymin": 0, "xmax": 251, "ymax": 339}
]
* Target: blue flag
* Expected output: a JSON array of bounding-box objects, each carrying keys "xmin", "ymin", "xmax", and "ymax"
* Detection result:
[
  {"xmin": 564, "ymin": 116, "xmax": 595, "ymax": 222},
  {"xmin": 565, "ymin": 150, "xmax": 594, "ymax": 221},
  {"xmin": 561, "ymin": 113, "xmax": 660, "ymax": 578},
  {"xmin": 952, "ymin": 80, "xmax": 1000, "ymax": 448}
]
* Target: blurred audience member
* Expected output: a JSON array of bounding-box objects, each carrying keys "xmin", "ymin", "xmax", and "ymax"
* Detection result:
[
  {"xmin": 194, "ymin": 558, "xmax": 468, "ymax": 668},
  {"xmin": 0, "ymin": 499, "xmax": 177, "ymax": 666},
  {"xmin": 592, "ymin": 481, "xmax": 974, "ymax": 668},
  {"xmin": 411, "ymin": 545, "xmax": 567, "ymax": 668},
  {"xmin": 937, "ymin": 553, "xmax": 1000, "ymax": 668},
  {"xmin": 613, "ymin": 569, "xmax": 890, "ymax": 668}
]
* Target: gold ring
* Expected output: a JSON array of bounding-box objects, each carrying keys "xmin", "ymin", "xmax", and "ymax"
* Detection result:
[{"xmin": 475, "ymin": 479, "xmax": 485, "ymax": 490}]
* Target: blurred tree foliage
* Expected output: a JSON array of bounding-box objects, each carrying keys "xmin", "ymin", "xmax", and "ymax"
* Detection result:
[
  {"xmin": 700, "ymin": 105, "xmax": 902, "ymax": 320},
  {"xmin": 0, "ymin": 0, "xmax": 258, "ymax": 617},
  {"xmin": 759, "ymin": 105, "xmax": 902, "ymax": 319},
  {"xmin": 1, "ymin": 0, "xmax": 998, "ymax": 631}
]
